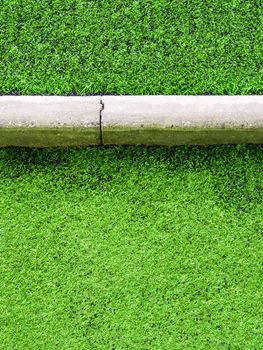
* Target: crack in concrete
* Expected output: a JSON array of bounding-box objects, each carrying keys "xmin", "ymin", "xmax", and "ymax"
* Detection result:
[{"xmin": 99, "ymin": 96, "xmax": 104, "ymax": 145}]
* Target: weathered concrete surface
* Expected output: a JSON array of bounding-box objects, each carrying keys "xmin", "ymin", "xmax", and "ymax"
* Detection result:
[
  {"xmin": 0, "ymin": 96, "xmax": 101, "ymax": 146},
  {"xmin": 101, "ymin": 95, "xmax": 263, "ymax": 145}
]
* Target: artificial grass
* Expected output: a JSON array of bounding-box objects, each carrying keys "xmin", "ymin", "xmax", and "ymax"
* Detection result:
[
  {"xmin": 0, "ymin": 0, "xmax": 262, "ymax": 95},
  {"xmin": 0, "ymin": 144, "xmax": 262, "ymax": 349}
]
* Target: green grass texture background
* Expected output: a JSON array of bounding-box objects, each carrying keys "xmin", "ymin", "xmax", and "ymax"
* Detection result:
[
  {"xmin": 0, "ymin": 0, "xmax": 262, "ymax": 95},
  {"xmin": 0, "ymin": 145, "xmax": 262, "ymax": 349}
]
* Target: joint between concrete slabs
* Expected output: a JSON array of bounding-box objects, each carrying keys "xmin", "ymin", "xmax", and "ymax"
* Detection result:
[{"xmin": 99, "ymin": 96, "xmax": 104, "ymax": 146}]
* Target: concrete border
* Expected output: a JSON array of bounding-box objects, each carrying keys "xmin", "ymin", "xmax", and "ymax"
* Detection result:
[
  {"xmin": 101, "ymin": 95, "xmax": 263, "ymax": 145},
  {"xmin": 0, "ymin": 95, "xmax": 262, "ymax": 147},
  {"xmin": 0, "ymin": 96, "xmax": 101, "ymax": 146}
]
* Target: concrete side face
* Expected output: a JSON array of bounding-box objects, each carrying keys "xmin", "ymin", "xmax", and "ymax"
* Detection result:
[
  {"xmin": 101, "ymin": 95, "xmax": 263, "ymax": 145},
  {"xmin": 0, "ymin": 96, "xmax": 101, "ymax": 146},
  {"xmin": 0, "ymin": 127, "xmax": 100, "ymax": 147},
  {"xmin": 102, "ymin": 127, "xmax": 263, "ymax": 145}
]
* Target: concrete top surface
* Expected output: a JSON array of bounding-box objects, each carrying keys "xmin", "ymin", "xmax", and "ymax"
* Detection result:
[
  {"xmin": 101, "ymin": 95, "xmax": 263, "ymax": 128},
  {"xmin": 0, "ymin": 96, "xmax": 101, "ymax": 127}
]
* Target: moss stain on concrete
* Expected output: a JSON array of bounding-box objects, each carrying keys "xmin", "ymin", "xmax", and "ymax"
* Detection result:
[
  {"xmin": 102, "ymin": 127, "xmax": 263, "ymax": 145},
  {"xmin": 0, "ymin": 126, "xmax": 262, "ymax": 147},
  {"xmin": 0, "ymin": 127, "xmax": 100, "ymax": 147}
]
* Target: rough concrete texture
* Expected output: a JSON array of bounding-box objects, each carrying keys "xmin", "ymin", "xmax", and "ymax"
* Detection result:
[
  {"xmin": 101, "ymin": 95, "xmax": 263, "ymax": 145},
  {"xmin": 0, "ymin": 96, "xmax": 101, "ymax": 146}
]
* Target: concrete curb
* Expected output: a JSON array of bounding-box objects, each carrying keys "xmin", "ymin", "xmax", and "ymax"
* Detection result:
[
  {"xmin": 0, "ymin": 96, "xmax": 101, "ymax": 147},
  {"xmin": 0, "ymin": 95, "xmax": 262, "ymax": 147}
]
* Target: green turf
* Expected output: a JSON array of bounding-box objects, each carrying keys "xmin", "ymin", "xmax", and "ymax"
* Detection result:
[
  {"xmin": 0, "ymin": 0, "xmax": 262, "ymax": 95},
  {"xmin": 0, "ymin": 145, "xmax": 262, "ymax": 349}
]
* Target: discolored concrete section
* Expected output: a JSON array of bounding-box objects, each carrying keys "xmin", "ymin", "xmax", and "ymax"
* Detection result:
[
  {"xmin": 101, "ymin": 95, "xmax": 263, "ymax": 145},
  {"xmin": 0, "ymin": 96, "xmax": 101, "ymax": 147},
  {"xmin": 102, "ymin": 127, "xmax": 263, "ymax": 145},
  {"xmin": 0, "ymin": 127, "xmax": 100, "ymax": 148}
]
